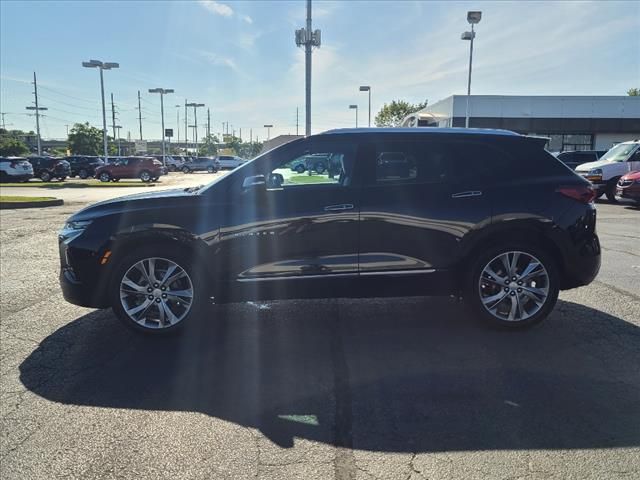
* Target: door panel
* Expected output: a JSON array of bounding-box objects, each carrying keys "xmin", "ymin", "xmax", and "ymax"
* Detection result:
[
  {"xmin": 215, "ymin": 138, "xmax": 360, "ymax": 299},
  {"xmin": 358, "ymin": 137, "xmax": 491, "ymax": 274}
]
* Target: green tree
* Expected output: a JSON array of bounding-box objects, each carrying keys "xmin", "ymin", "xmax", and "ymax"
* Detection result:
[
  {"xmin": 374, "ymin": 99, "xmax": 428, "ymax": 127},
  {"xmin": 628, "ymin": 88, "xmax": 640, "ymax": 96},
  {"xmin": 68, "ymin": 122, "xmax": 111, "ymax": 155},
  {"xmin": 0, "ymin": 129, "xmax": 30, "ymax": 156},
  {"xmin": 201, "ymin": 134, "xmax": 219, "ymax": 156}
]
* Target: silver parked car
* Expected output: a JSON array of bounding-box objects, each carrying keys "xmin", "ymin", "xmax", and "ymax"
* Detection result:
[{"xmin": 216, "ymin": 155, "xmax": 247, "ymax": 169}]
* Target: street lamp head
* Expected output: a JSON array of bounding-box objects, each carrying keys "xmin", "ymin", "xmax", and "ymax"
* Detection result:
[
  {"xmin": 359, "ymin": 86, "xmax": 370, "ymax": 92},
  {"xmin": 102, "ymin": 62, "xmax": 119, "ymax": 70},
  {"xmin": 263, "ymin": 124, "xmax": 273, "ymax": 128},
  {"xmin": 195, "ymin": 103, "xmax": 204, "ymax": 107},
  {"xmin": 82, "ymin": 60, "xmax": 102, "ymax": 68},
  {"xmin": 349, "ymin": 105, "xmax": 358, "ymax": 109},
  {"xmin": 461, "ymin": 31, "xmax": 475, "ymax": 40},
  {"xmin": 165, "ymin": 89, "xmax": 175, "ymax": 94},
  {"xmin": 149, "ymin": 88, "xmax": 162, "ymax": 93},
  {"xmin": 467, "ymin": 11, "xmax": 482, "ymax": 24}
]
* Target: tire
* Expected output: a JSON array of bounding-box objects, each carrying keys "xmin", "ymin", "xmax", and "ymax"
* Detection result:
[
  {"xmin": 79, "ymin": 169, "xmax": 89, "ymax": 179},
  {"xmin": 99, "ymin": 172, "xmax": 111, "ymax": 182},
  {"xmin": 207, "ymin": 166, "xmax": 215, "ymax": 173},
  {"xmin": 110, "ymin": 245, "xmax": 205, "ymax": 335},
  {"xmin": 464, "ymin": 243, "xmax": 559, "ymax": 329},
  {"xmin": 605, "ymin": 178, "xmax": 620, "ymax": 203},
  {"xmin": 182, "ymin": 166, "xmax": 190, "ymax": 174},
  {"xmin": 112, "ymin": 178, "xmax": 120, "ymax": 182},
  {"xmin": 168, "ymin": 165, "xmax": 176, "ymax": 172},
  {"xmin": 315, "ymin": 163, "xmax": 326, "ymax": 174},
  {"xmin": 140, "ymin": 170, "xmax": 152, "ymax": 182},
  {"xmin": 40, "ymin": 171, "xmax": 52, "ymax": 182},
  {"xmin": 151, "ymin": 177, "xmax": 159, "ymax": 182},
  {"xmin": 58, "ymin": 176, "xmax": 66, "ymax": 181},
  {"xmin": 295, "ymin": 164, "xmax": 305, "ymax": 174}
]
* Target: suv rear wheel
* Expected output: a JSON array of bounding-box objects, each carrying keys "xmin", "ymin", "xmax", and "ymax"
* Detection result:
[
  {"xmin": 78, "ymin": 169, "xmax": 89, "ymax": 179},
  {"xmin": 140, "ymin": 170, "xmax": 152, "ymax": 182},
  {"xmin": 182, "ymin": 166, "xmax": 190, "ymax": 174},
  {"xmin": 99, "ymin": 172, "xmax": 111, "ymax": 182},
  {"xmin": 40, "ymin": 171, "xmax": 51, "ymax": 182},
  {"xmin": 110, "ymin": 247, "xmax": 204, "ymax": 335},
  {"xmin": 465, "ymin": 244, "xmax": 559, "ymax": 328},
  {"xmin": 207, "ymin": 166, "xmax": 215, "ymax": 173}
]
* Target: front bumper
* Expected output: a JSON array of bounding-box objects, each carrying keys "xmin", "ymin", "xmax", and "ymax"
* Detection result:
[
  {"xmin": 59, "ymin": 241, "xmax": 110, "ymax": 308},
  {"xmin": 616, "ymin": 184, "xmax": 640, "ymax": 201}
]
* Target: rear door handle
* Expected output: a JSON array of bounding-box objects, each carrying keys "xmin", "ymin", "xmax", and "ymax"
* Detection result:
[
  {"xmin": 451, "ymin": 191, "xmax": 483, "ymax": 199},
  {"xmin": 324, "ymin": 203, "xmax": 354, "ymax": 211}
]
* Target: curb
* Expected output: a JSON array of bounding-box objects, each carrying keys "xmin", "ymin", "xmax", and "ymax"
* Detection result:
[{"xmin": 0, "ymin": 199, "xmax": 64, "ymax": 209}]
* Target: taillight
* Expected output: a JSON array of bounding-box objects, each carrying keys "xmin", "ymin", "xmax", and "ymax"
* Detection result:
[{"xmin": 556, "ymin": 185, "xmax": 597, "ymax": 204}]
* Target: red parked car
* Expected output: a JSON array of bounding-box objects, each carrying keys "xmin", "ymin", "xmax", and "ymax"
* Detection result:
[
  {"xmin": 94, "ymin": 156, "xmax": 166, "ymax": 182},
  {"xmin": 616, "ymin": 171, "xmax": 640, "ymax": 205}
]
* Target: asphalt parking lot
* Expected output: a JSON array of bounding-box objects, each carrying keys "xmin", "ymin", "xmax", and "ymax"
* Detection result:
[{"xmin": 1, "ymin": 184, "xmax": 639, "ymax": 479}]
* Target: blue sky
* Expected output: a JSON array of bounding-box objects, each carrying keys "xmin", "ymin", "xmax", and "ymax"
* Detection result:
[{"xmin": 1, "ymin": 0, "xmax": 638, "ymax": 140}]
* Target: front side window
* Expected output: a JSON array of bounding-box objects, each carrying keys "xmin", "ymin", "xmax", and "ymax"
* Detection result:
[
  {"xmin": 269, "ymin": 142, "xmax": 357, "ymax": 188},
  {"xmin": 599, "ymin": 143, "xmax": 637, "ymax": 162}
]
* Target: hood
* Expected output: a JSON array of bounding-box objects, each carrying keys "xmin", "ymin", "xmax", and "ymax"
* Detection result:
[
  {"xmin": 70, "ymin": 188, "xmax": 201, "ymax": 221},
  {"xmin": 621, "ymin": 170, "xmax": 640, "ymax": 181},
  {"xmin": 574, "ymin": 159, "xmax": 615, "ymax": 172}
]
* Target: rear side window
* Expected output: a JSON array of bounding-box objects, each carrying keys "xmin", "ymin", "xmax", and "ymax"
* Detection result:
[{"xmin": 366, "ymin": 141, "xmax": 450, "ymax": 185}]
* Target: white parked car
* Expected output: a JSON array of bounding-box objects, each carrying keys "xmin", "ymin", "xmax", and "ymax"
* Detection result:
[
  {"xmin": 575, "ymin": 140, "xmax": 640, "ymax": 201},
  {"xmin": 163, "ymin": 156, "xmax": 184, "ymax": 172},
  {"xmin": 216, "ymin": 155, "xmax": 247, "ymax": 169},
  {"xmin": 0, "ymin": 156, "xmax": 34, "ymax": 182}
]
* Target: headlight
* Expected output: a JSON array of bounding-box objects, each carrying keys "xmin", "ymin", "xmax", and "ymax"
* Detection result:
[
  {"xmin": 588, "ymin": 168, "xmax": 603, "ymax": 176},
  {"xmin": 59, "ymin": 220, "xmax": 92, "ymax": 241}
]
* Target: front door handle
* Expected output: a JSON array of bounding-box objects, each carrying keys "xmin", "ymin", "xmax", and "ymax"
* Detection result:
[
  {"xmin": 324, "ymin": 203, "xmax": 354, "ymax": 211},
  {"xmin": 451, "ymin": 191, "xmax": 483, "ymax": 199}
]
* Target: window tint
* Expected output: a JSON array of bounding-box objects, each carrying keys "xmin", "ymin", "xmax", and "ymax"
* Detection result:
[
  {"xmin": 270, "ymin": 142, "xmax": 356, "ymax": 188},
  {"xmin": 367, "ymin": 141, "xmax": 450, "ymax": 185}
]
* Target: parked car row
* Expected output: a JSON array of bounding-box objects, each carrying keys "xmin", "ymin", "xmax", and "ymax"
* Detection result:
[{"xmin": 96, "ymin": 156, "xmax": 166, "ymax": 182}]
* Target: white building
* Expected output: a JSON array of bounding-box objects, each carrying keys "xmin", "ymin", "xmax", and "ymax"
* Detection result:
[{"xmin": 402, "ymin": 95, "xmax": 640, "ymax": 151}]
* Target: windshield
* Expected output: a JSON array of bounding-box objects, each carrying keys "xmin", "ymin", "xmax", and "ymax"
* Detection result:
[{"xmin": 599, "ymin": 143, "xmax": 638, "ymax": 162}]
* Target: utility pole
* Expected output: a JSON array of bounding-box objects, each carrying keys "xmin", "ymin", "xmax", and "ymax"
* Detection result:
[
  {"xmin": 65, "ymin": 125, "xmax": 69, "ymax": 137},
  {"xmin": 149, "ymin": 88, "xmax": 174, "ymax": 165},
  {"xmin": 184, "ymin": 100, "xmax": 188, "ymax": 153},
  {"xmin": 186, "ymin": 102, "xmax": 204, "ymax": 154},
  {"xmin": 25, "ymin": 72, "xmax": 47, "ymax": 155},
  {"xmin": 110, "ymin": 93, "xmax": 117, "ymax": 149},
  {"xmin": 207, "ymin": 108, "xmax": 211, "ymax": 138},
  {"xmin": 295, "ymin": 0, "xmax": 321, "ymax": 136},
  {"xmin": 296, "ymin": 107, "xmax": 299, "ymax": 135},
  {"xmin": 137, "ymin": 90, "xmax": 143, "ymax": 140},
  {"xmin": 1, "ymin": 112, "xmax": 7, "ymax": 129},
  {"xmin": 250, "ymin": 128, "xmax": 252, "ymax": 143},
  {"xmin": 175, "ymin": 105, "xmax": 180, "ymax": 149},
  {"xmin": 239, "ymin": 127, "xmax": 242, "ymax": 142}
]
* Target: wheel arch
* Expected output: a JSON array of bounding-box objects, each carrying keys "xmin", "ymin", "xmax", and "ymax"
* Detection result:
[{"xmin": 456, "ymin": 222, "xmax": 568, "ymax": 291}]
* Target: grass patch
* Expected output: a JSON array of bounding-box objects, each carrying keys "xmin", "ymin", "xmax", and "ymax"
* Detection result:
[
  {"xmin": 287, "ymin": 174, "xmax": 337, "ymax": 185},
  {"xmin": 0, "ymin": 180, "xmax": 157, "ymax": 188},
  {"xmin": 0, "ymin": 195, "xmax": 57, "ymax": 202}
]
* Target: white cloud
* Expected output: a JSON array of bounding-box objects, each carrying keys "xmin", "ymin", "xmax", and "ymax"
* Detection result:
[
  {"xmin": 199, "ymin": 0, "xmax": 233, "ymax": 17},
  {"xmin": 197, "ymin": 50, "xmax": 239, "ymax": 71},
  {"xmin": 240, "ymin": 14, "xmax": 253, "ymax": 24}
]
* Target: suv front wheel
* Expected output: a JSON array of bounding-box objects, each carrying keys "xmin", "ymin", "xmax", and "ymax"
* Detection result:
[
  {"xmin": 465, "ymin": 244, "xmax": 559, "ymax": 328},
  {"xmin": 110, "ymin": 247, "xmax": 204, "ymax": 335}
]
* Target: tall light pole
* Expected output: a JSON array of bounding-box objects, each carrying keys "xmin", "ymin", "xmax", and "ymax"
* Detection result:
[
  {"xmin": 461, "ymin": 11, "xmax": 481, "ymax": 128},
  {"xmin": 82, "ymin": 60, "xmax": 119, "ymax": 161},
  {"xmin": 115, "ymin": 125, "xmax": 122, "ymax": 156},
  {"xmin": 264, "ymin": 124, "xmax": 273, "ymax": 140},
  {"xmin": 148, "ymin": 88, "xmax": 174, "ymax": 164},
  {"xmin": 349, "ymin": 105, "xmax": 358, "ymax": 127},
  {"xmin": 186, "ymin": 102, "xmax": 204, "ymax": 155},
  {"xmin": 295, "ymin": 0, "xmax": 321, "ymax": 136},
  {"xmin": 359, "ymin": 86, "xmax": 371, "ymax": 127},
  {"xmin": 175, "ymin": 105, "xmax": 181, "ymax": 150}
]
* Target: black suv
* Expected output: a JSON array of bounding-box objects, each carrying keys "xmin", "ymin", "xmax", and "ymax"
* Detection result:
[
  {"xmin": 65, "ymin": 156, "xmax": 104, "ymax": 179},
  {"xmin": 59, "ymin": 128, "xmax": 600, "ymax": 335},
  {"xmin": 28, "ymin": 157, "xmax": 71, "ymax": 181}
]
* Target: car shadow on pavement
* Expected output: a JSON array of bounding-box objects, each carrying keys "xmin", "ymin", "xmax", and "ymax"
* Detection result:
[{"xmin": 19, "ymin": 297, "xmax": 640, "ymax": 453}]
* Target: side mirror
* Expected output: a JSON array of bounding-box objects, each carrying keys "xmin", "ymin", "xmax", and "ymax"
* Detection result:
[
  {"xmin": 268, "ymin": 172, "xmax": 284, "ymax": 189},
  {"xmin": 242, "ymin": 175, "xmax": 266, "ymax": 189}
]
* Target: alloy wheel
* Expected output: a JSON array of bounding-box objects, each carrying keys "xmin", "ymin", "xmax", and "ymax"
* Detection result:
[
  {"xmin": 119, "ymin": 257, "xmax": 194, "ymax": 329},
  {"xmin": 478, "ymin": 251, "xmax": 550, "ymax": 322}
]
